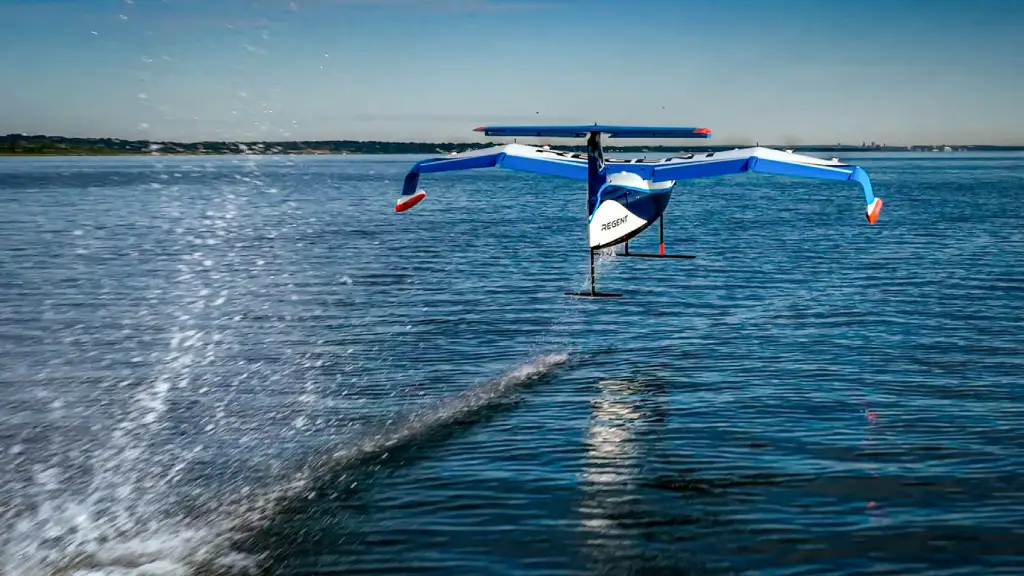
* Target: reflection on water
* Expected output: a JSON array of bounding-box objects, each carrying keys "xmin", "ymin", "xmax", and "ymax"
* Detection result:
[{"xmin": 578, "ymin": 377, "xmax": 668, "ymax": 571}]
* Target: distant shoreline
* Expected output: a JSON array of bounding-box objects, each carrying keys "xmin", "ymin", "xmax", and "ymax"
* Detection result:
[{"xmin": 3, "ymin": 134, "xmax": 1023, "ymax": 156}]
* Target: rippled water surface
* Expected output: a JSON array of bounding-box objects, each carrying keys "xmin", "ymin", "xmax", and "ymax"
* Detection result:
[{"xmin": 1, "ymin": 152, "xmax": 1022, "ymax": 575}]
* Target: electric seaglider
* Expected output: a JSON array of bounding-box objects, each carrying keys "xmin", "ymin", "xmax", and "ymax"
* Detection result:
[{"xmin": 396, "ymin": 124, "xmax": 883, "ymax": 297}]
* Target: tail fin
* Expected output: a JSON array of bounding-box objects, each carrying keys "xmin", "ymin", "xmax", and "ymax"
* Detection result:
[{"xmin": 586, "ymin": 131, "xmax": 606, "ymax": 215}]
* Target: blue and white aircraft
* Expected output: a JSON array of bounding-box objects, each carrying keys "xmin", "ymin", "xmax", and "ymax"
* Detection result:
[{"xmin": 396, "ymin": 125, "xmax": 883, "ymax": 297}]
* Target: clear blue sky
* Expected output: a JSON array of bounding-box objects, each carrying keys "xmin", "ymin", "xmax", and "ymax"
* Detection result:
[{"xmin": 1, "ymin": 0, "xmax": 1022, "ymax": 144}]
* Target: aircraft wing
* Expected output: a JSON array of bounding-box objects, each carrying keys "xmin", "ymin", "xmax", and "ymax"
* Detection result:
[
  {"xmin": 396, "ymin": 144, "xmax": 587, "ymax": 212},
  {"xmin": 603, "ymin": 147, "xmax": 882, "ymax": 223}
]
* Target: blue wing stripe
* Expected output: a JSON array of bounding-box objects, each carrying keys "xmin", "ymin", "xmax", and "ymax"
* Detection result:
[
  {"xmin": 400, "ymin": 145, "xmax": 588, "ymax": 198},
  {"xmin": 642, "ymin": 158, "xmax": 751, "ymax": 182},
  {"xmin": 414, "ymin": 153, "xmax": 500, "ymax": 174},
  {"xmin": 616, "ymin": 150, "xmax": 878, "ymax": 208},
  {"xmin": 497, "ymin": 154, "xmax": 588, "ymax": 180},
  {"xmin": 849, "ymin": 166, "xmax": 876, "ymax": 205},
  {"xmin": 748, "ymin": 157, "xmax": 853, "ymax": 181},
  {"xmin": 747, "ymin": 157, "xmax": 875, "ymax": 205},
  {"xmin": 402, "ymin": 150, "xmax": 501, "ymax": 196}
]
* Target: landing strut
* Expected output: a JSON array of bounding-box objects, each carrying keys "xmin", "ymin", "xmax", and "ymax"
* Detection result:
[
  {"xmin": 616, "ymin": 214, "xmax": 695, "ymax": 260},
  {"xmin": 564, "ymin": 249, "xmax": 623, "ymax": 298}
]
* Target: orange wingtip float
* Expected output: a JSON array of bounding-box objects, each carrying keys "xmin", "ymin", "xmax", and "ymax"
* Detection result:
[
  {"xmin": 395, "ymin": 189, "xmax": 426, "ymax": 212},
  {"xmin": 866, "ymin": 197, "xmax": 883, "ymax": 224}
]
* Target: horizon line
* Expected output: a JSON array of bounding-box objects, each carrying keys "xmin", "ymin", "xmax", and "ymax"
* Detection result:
[{"xmin": 5, "ymin": 133, "xmax": 1023, "ymax": 148}]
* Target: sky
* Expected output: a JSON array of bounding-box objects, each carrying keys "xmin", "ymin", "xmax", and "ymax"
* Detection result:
[{"xmin": 0, "ymin": 0, "xmax": 1022, "ymax": 145}]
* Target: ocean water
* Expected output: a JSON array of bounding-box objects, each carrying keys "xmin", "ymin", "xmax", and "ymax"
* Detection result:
[{"xmin": 0, "ymin": 151, "xmax": 1022, "ymax": 576}]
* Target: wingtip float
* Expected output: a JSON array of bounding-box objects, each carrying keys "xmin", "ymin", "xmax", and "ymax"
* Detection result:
[
  {"xmin": 395, "ymin": 189, "xmax": 426, "ymax": 213},
  {"xmin": 394, "ymin": 124, "xmax": 884, "ymax": 296},
  {"xmin": 866, "ymin": 197, "xmax": 884, "ymax": 224}
]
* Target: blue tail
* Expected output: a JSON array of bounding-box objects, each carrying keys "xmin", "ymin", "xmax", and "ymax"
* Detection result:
[{"xmin": 586, "ymin": 131, "xmax": 607, "ymax": 215}]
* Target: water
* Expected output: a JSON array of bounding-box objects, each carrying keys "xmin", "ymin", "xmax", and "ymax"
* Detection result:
[{"xmin": 1, "ymin": 151, "xmax": 1022, "ymax": 575}]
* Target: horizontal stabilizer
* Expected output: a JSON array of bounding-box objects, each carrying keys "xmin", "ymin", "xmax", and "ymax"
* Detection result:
[{"xmin": 473, "ymin": 125, "xmax": 712, "ymax": 139}]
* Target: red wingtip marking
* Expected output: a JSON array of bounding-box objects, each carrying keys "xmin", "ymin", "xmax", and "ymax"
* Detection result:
[
  {"xmin": 866, "ymin": 197, "xmax": 883, "ymax": 224},
  {"xmin": 694, "ymin": 127, "xmax": 712, "ymax": 135},
  {"xmin": 395, "ymin": 190, "xmax": 426, "ymax": 213},
  {"xmin": 472, "ymin": 126, "xmax": 486, "ymax": 132}
]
